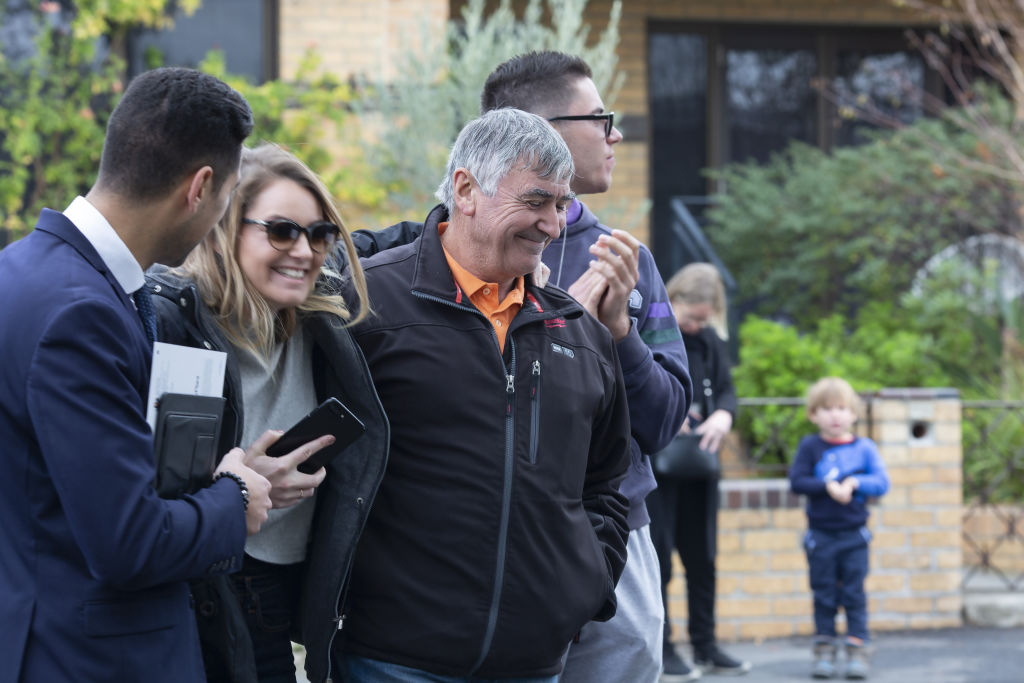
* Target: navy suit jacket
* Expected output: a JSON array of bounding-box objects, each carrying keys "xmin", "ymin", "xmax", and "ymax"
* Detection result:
[{"xmin": 0, "ymin": 210, "xmax": 246, "ymax": 682}]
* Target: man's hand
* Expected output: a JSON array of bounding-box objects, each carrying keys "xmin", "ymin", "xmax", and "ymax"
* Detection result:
[
  {"xmin": 567, "ymin": 230, "xmax": 640, "ymax": 341},
  {"xmin": 245, "ymin": 429, "xmax": 332, "ymax": 509},
  {"xmin": 567, "ymin": 265, "xmax": 609, "ymax": 315},
  {"xmin": 214, "ymin": 447, "xmax": 272, "ymax": 535}
]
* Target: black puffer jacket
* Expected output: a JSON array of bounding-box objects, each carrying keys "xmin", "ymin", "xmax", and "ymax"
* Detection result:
[
  {"xmin": 338, "ymin": 205, "xmax": 631, "ymax": 678},
  {"xmin": 146, "ymin": 267, "xmax": 389, "ymax": 683}
]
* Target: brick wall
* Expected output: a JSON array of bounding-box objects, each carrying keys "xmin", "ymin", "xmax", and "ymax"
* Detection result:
[
  {"xmin": 278, "ymin": 0, "xmax": 448, "ymax": 80},
  {"xmin": 666, "ymin": 389, "xmax": 964, "ymax": 644}
]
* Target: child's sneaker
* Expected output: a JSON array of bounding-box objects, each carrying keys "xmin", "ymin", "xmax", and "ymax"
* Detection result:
[
  {"xmin": 693, "ymin": 644, "xmax": 752, "ymax": 675},
  {"xmin": 844, "ymin": 641, "xmax": 870, "ymax": 680},
  {"xmin": 811, "ymin": 639, "xmax": 837, "ymax": 679}
]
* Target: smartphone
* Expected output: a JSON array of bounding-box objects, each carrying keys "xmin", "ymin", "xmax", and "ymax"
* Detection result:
[{"xmin": 265, "ymin": 397, "xmax": 366, "ymax": 474}]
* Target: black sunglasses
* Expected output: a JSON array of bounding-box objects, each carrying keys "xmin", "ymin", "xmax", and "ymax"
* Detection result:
[
  {"xmin": 242, "ymin": 218, "xmax": 341, "ymax": 254},
  {"xmin": 547, "ymin": 112, "xmax": 615, "ymax": 138}
]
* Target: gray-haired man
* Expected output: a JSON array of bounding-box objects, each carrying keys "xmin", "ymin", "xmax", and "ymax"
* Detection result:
[{"xmin": 334, "ymin": 108, "xmax": 631, "ymax": 682}]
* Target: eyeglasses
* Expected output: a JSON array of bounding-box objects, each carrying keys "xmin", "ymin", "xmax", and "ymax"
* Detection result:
[
  {"xmin": 242, "ymin": 218, "xmax": 341, "ymax": 254},
  {"xmin": 547, "ymin": 112, "xmax": 615, "ymax": 138}
]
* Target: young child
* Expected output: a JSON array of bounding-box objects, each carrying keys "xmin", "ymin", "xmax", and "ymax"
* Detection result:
[{"xmin": 789, "ymin": 377, "xmax": 890, "ymax": 680}]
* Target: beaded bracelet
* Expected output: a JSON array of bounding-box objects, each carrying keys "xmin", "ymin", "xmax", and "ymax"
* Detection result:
[{"xmin": 213, "ymin": 471, "xmax": 250, "ymax": 511}]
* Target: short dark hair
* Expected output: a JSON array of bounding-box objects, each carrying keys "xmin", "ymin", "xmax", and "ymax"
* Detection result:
[
  {"xmin": 98, "ymin": 67, "xmax": 253, "ymax": 199},
  {"xmin": 481, "ymin": 51, "xmax": 593, "ymax": 117}
]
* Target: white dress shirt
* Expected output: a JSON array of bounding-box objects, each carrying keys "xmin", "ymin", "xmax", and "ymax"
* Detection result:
[{"xmin": 63, "ymin": 195, "xmax": 144, "ymax": 296}]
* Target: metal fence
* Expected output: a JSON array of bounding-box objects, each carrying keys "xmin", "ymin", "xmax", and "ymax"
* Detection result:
[{"xmin": 961, "ymin": 400, "xmax": 1024, "ymax": 591}]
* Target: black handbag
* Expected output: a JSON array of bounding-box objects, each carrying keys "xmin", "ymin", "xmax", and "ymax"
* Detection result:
[
  {"xmin": 652, "ymin": 433, "xmax": 721, "ymax": 480},
  {"xmin": 653, "ymin": 361, "xmax": 722, "ymax": 479}
]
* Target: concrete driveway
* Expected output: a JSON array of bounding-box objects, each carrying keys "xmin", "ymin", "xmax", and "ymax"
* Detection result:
[{"xmin": 718, "ymin": 626, "xmax": 1024, "ymax": 682}]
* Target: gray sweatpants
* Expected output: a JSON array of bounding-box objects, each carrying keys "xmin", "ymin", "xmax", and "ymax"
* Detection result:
[{"xmin": 560, "ymin": 525, "xmax": 664, "ymax": 683}]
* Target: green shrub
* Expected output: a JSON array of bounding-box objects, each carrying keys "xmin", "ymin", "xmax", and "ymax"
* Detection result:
[
  {"xmin": 732, "ymin": 300, "xmax": 970, "ymax": 468},
  {"xmin": 706, "ymin": 92, "xmax": 1022, "ymax": 329},
  {"xmin": 0, "ymin": 2, "xmax": 183, "ymax": 238}
]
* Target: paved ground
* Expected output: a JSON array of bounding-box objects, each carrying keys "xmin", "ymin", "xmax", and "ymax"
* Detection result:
[
  {"xmin": 711, "ymin": 626, "xmax": 1024, "ymax": 682},
  {"xmin": 294, "ymin": 626, "xmax": 1024, "ymax": 682}
]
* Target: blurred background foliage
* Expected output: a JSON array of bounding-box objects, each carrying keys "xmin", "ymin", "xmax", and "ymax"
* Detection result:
[{"xmin": 0, "ymin": 0, "xmax": 200, "ymax": 238}]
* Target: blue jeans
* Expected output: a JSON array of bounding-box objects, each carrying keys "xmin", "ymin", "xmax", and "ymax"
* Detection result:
[
  {"xmin": 229, "ymin": 555, "xmax": 303, "ymax": 683},
  {"xmin": 804, "ymin": 526, "xmax": 871, "ymax": 641},
  {"xmin": 336, "ymin": 654, "xmax": 560, "ymax": 683}
]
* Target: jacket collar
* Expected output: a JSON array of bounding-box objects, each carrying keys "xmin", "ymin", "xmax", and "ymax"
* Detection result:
[
  {"xmin": 145, "ymin": 266, "xmax": 228, "ymax": 351},
  {"xmin": 408, "ymin": 204, "xmax": 460, "ymax": 302},
  {"xmin": 145, "ymin": 265, "xmax": 190, "ymax": 298},
  {"xmin": 36, "ymin": 208, "xmax": 134, "ymax": 311},
  {"xmin": 36, "ymin": 208, "xmax": 108, "ymax": 276}
]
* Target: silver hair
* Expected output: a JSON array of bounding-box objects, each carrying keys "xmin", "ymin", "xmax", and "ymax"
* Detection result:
[{"xmin": 435, "ymin": 108, "xmax": 575, "ymax": 211}]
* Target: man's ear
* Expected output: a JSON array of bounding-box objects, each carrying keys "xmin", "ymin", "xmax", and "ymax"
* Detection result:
[
  {"xmin": 185, "ymin": 166, "xmax": 215, "ymax": 214},
  {"xmin": 452, "ymin": 168, "xmax": 476, "ymax": 217}
]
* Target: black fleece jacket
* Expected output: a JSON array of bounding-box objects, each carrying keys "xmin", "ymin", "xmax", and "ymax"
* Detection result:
[{"xmin": 338, "ymin": 205, "xmax": 631, "ymax": 678}]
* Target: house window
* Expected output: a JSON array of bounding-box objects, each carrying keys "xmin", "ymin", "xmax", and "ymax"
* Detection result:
[
  {"xmin": 126, "ymin": 0, "xmax": 278, "ymax": 82},
  {"xmin": 648, "ymin": 23, "xmax": 939, "ymax": 278},
  {"xmin": 833, "ymin": 50, "xmax": 926, "ymax": 146}
]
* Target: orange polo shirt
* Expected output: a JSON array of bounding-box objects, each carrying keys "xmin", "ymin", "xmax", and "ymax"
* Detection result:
[{"xmin": 439, "ymin": 222, "xmax": 524, "ymax": 352}]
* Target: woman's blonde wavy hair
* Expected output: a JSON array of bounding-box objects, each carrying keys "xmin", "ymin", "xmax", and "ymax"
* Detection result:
[
  {"xmin": 665, "ymin": 262, "xmax": 729, "ymax": 341},
  {"xmin": 176, "ymin": 143, "xmax": 370, "ymax": 359}
]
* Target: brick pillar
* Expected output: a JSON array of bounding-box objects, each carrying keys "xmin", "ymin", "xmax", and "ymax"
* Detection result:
[
  {"xmin": 666, "ymin": 388, "xmax": 964, "ymax": 646},
  {"xmin": 868, "ymin": 388, "xmax": 963, "ymax": 630}
]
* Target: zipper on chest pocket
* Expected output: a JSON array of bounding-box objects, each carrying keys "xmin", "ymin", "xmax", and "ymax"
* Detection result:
[{"xmin": 529, "ymin": 360, "xmax": 541, "ymax": 464}]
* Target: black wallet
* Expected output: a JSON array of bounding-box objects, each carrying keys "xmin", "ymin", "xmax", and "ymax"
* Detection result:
[{"xmin": 152, "ymin": 393, "xmax": 225, "ymax": 498}]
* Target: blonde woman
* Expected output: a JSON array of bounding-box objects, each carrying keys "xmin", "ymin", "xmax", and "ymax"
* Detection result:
[
  {"xmin": 649, "ymin": 263, "xmax": 751, "ymax": 678},
  {"xmin": 146, "ymin": 144, "xmax": 388, "ymax": 682}
]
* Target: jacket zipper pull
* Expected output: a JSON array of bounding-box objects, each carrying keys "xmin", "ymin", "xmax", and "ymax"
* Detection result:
[{"xmin": 506, "ymin": 373, "xmax": 514, "ymax": 416}]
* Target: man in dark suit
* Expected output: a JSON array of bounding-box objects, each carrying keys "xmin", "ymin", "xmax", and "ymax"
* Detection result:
[{"xmin": 0, "ymin": 67, "xmax": 272, "ymax": 682}]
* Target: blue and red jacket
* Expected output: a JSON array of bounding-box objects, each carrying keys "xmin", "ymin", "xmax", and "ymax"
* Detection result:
[{"xmin": 789, "ymin": 434, "xmax": 890, "ymax": 531}]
